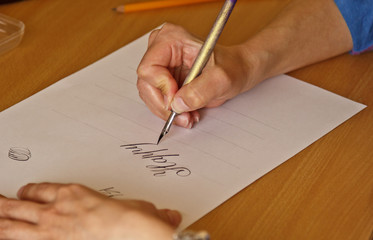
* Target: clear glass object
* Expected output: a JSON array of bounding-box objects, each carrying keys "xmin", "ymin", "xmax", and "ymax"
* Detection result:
[{"xmin": 0, "ymin": 13, "xmax": 24, "ymax": 55}]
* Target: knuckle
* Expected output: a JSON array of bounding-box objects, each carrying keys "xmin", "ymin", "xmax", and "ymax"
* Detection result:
[
  {"xmin": 38, "ymin": 206, "xmax": 58, "ymax": 223},
  {"xmin": 56, "ymin": 183, "xmax": 83, "ymax": 199},
  {"xmin": 148, "ymin": 29, "xmax": 160, "ymax": 42},
  {"xmin": 162, "ymin": 23, "xmax": 183, "ymax": 34},
  {"xmin": 28, "ymin": 182, "xmax": 53, "ymax": 198},
  {"xmin": 136, "ymin": 64, "xmax": 151, "ymax": 80},
  {"xmin": 160, "ymin": 22, "xmax": 173, "ymax": 31},
  {"xmin": 136, "ymin": 200, "xmax": 156, "ymax": 210},
  {"xmin": 149, "ymin": 29, "xmax": 159, "ymax": 37},
  {"xmin": 0, "ymin": 199, "xmax": 16, "ymax": 217},
  {"xmin": 67, "ymin": 183, "xmax": 85, "ymax": 192}
]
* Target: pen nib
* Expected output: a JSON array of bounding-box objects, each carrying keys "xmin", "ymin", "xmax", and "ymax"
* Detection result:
[
  {"xmin": 157, "ymin": 111, "xmax": 176, "ymax": 145},
  {"xmin": 157, "ymin": 132, "xmax": 165, "ymax": 145}
]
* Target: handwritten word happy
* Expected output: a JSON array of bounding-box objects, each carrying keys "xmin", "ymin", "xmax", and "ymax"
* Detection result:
[{"xmin": 121, "ymin": 143, "xmax": 191, "ymax": 177}]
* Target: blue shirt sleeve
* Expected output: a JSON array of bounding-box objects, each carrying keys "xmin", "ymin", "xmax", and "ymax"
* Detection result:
[{"xmin": 334, "ymin": 0, "xmax": 373, "ymax": 54}]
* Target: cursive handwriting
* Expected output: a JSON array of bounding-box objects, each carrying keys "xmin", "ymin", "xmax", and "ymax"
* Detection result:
[
  {"xmin": 8, "ymin": 147, "xmax": 31, "ymax": 161},
  {"xmin": 121, "ymin": 143, "xmax": 191, "ymax": 177}
]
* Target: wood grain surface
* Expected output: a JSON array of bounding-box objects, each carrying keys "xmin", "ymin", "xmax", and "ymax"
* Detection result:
[{"xmin": 0, "ymin": 1, "xmax": 372, "ymax": 239}]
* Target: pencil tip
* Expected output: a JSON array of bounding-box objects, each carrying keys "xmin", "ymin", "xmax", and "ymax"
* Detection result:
[{"xmin": 112, "ymin": 6, "xmax": 125, "ymax": 13}]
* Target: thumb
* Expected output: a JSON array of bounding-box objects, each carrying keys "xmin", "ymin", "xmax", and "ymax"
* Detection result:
[{"xmin": 171, "ymin": 68, "xmax": 229, "ymax": 113}]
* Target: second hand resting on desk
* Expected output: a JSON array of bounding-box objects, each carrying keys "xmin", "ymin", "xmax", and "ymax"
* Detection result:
[{"xmin": 157, "ymin": 0, "xmax": 237, "ymax": 144}]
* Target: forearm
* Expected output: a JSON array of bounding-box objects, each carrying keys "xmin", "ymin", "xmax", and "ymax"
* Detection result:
[
  {"xmin": 137, "ymin": 0, "xmax": 352, "ymax": 124},
  {"xmin": 242, "ymin": 0, "xmax": 352, "ymax": 82}
]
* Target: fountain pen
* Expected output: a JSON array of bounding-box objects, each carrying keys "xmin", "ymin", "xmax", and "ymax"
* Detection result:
[{"xmin": 157, "ymin": 0, "xmax": 237, "ymax": 144}]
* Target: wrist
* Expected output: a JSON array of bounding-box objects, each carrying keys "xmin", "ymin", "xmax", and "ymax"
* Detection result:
[
  {"xmin": 241, "ymin": 25, "xmax": 296, "ymax": 83},
  {"xmin": 238, "ymin": 41, "xmax": 270, "ymax": 90}
]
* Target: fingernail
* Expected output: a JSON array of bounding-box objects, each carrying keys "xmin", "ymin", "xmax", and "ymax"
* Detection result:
[
  {"xmin": 193, "ymin": 114, "xmax": 200, "ymax": 123},
  {"xmin": 171, "ymin": 97, "xmax": 190, "ymax": 113},
  {"xmin": 17, "ymin": 185, "xmax": 25, "ymax": 198},
  {"xmin": 166, "ymin": 210, "xmax": 182, "ymax": 227},
  {"xmin": 175, "ymin": 114, "xmax": 189, "ymax": 128},
  {"xmin": 187, "ymin": 122, "xmax": 193, "ymax": 129}
]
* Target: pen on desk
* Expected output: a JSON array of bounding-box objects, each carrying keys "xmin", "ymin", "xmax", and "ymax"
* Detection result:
[
  {"xmin": 112, "ymin": 0, "xmax": 222, "ymax": 13},
  {"xmin": 157, "ymin": 0, "xmax": 237, "ymax": 144}
]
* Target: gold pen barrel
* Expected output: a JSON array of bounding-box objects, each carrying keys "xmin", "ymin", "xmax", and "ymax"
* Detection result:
[
  {"xmin": 157, "ymin": 0, "xmax": 237, "ymax": 144},
  {"xmin": 183, "ymin": 0, "xmax": 236, "ymax": 85}
]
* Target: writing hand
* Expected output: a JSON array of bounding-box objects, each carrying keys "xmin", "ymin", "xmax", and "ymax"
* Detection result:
[
  {"xmin": 0, "ymin": 183, "xmax": 181, "ymax": 240},
  {"xmin": 137, "ymin": 23, "xmax": 259, "ymax": 128}
]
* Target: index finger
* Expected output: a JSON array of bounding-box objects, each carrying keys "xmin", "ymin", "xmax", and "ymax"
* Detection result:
[
  {"xmin": 137, "ymin": 37, "xmax": 179, "ymax": 104},
  {"xmin": 0, "ymin": 198, "xmax": 42, "ymax": 224}
]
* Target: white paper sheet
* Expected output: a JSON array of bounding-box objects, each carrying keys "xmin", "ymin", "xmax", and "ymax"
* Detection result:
[{"xmin": 0, "ymin": 30, "xmax": 366, "ymax": 229}]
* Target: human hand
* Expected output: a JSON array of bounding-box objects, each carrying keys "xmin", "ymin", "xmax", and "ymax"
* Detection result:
[
  {"xmin": 0, "ymin": 183, "xmax": 181, "ymax": 240},
  {"xmin": 137, "ymin": 23, "xmax": 260, "ymax": 128}
]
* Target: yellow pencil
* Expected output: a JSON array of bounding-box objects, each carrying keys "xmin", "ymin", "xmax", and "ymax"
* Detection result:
[{"xmin": 113, "ymin": 0, "xmax": 223, "ymax": 13}]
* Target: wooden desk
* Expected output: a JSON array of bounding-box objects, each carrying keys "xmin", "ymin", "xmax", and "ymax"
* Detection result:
[{"xmin": 1, "ymin": 1, "xmax": 372, "ymax": 239}]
